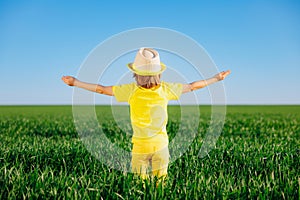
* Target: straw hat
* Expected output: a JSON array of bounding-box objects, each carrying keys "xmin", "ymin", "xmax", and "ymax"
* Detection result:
[{"xmin": 127, "ymin": 48, "xmax": 166, "ymax": 76}]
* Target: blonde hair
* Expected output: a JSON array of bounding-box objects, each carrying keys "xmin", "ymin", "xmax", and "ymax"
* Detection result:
[{"xmin": 133, "ymin": 73, "xmax": 161, "ymax": 89}]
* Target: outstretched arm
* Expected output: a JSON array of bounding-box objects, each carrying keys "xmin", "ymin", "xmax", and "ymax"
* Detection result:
[
  {"xmin": 61, "ymin": 76, "xmax": 114, "ymax": 96},
  {"xmin": 182, "ymin": 70, "xmax": 231, "ymax": 93}
]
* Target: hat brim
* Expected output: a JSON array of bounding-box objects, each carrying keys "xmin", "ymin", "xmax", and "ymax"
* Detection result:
[{"xmin": 127, "ymin": 62, "xmax": 167, "ymax": 76}]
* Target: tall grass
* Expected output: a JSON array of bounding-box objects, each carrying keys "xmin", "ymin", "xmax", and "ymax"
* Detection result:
[{"xmin": 0, "ymin": 106, "xmax": 299, "ymax": 199}]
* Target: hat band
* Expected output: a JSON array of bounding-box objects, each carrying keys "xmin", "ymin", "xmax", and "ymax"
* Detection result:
[
  {"xmin": 127, "ymin": 62, "xmax": 166, "ymax": 75},
  {"xmin": 134, "ymin": 63, "xmax": 161, "ymax": 73}
]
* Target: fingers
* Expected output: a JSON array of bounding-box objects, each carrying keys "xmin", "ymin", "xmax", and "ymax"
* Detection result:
[
  {"xmin": 220, "ymin": 70, "xmax": 231, "ymax": 77},
  {"xmin": 61, "ymin": 76, "xmax": 70, "ymax": 84},
  {"xmin": 61, "ymin": 75, "xmax": 76, "ymax": 86},
  {"xmin": 224, "ymin": 70, "xmax": 231, "ymax": 76},
  {"xmin": 62, "ymin": 76, "xmax": 72, "ymax": 80},
  {"xmin": 217, "ymin": 70, "xmax": 231, "ymax": 80},
  {"xmin": 62, "ymin": 76, "xmax": 68, "ymax": 82}
]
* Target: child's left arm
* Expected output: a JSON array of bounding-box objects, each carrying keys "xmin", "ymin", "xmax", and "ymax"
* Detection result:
[
  {"xmin": 182, "ymin": 70, "xmax": 231, "ymax": 93},
  {"xmin": 61, "ymin": 76, "xmax": 114, "ymax": 96}
]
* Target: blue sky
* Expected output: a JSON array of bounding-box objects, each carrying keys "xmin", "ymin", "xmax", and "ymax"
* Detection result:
[{"xmin": 0, "ymin": 0, "xmax": 299, "ymax": 105}]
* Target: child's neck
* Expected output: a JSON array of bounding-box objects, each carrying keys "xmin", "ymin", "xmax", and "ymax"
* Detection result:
[{"xmin": 139, "ymin": 83, "xmax": 160, "ymax": 89}]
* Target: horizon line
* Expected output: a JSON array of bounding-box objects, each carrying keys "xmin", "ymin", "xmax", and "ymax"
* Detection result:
[{"xmin": 0, "ymin": 104, "xmax": 300, "ymax": 106}]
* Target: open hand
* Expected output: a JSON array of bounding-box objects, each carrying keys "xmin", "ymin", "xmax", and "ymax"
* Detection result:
[
  {"xmin": 214, "ymin": 70, "xmax": 231, "ymax": 81},
  {"xmin": 61, "ymin": 76, "xmax": 76, "ymax": 86}
]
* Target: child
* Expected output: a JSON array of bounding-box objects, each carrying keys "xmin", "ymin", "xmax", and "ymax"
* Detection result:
[{"xmin": 62, "ymin": 47, "xmax": 230, "ymax": 179}]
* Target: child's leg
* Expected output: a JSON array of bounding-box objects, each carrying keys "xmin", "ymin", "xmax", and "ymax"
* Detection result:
[
  {"xmin": 131, "ymin": 153, "xmax": 150, "ymax": 179},
  {"xmin": 131, "ymin": 142, "xmax": 153, "ymax": 179},
  {"xmin": 151, "ymin": 146, "xmax": 169, "ymax": 178}
]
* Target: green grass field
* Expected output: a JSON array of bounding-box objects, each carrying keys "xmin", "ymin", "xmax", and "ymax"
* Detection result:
[{"xmin": 0, "ymin": 105, "xmax": 299, "ymax": 199}]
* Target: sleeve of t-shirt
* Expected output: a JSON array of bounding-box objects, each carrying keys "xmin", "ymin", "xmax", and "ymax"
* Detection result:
[
  {"xmin": 164, "ymin": 82, "xmax": 183, "ymax": 100},
  {"xmin": 112, "ymin": 83, "xmax": 135, "ymax": 102}
]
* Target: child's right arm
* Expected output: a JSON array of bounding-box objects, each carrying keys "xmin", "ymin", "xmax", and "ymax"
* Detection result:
[
  {"xmin": 61, "ymin": 76, "xmax": 114, "ymax": 96},
  {"xmin": 182, "ymin": 70, "xmax": 231, "ymax": 93}
]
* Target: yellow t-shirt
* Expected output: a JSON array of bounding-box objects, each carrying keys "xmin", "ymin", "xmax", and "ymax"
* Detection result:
[{"xmin": 113, "ymin": 81, "xmax": 182, "ymax": 142}]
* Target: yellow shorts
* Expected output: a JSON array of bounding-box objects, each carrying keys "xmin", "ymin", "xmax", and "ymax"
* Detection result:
[{"xmin": 131, "ymin": 134, "xmax": 169, "ymax": 178}]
